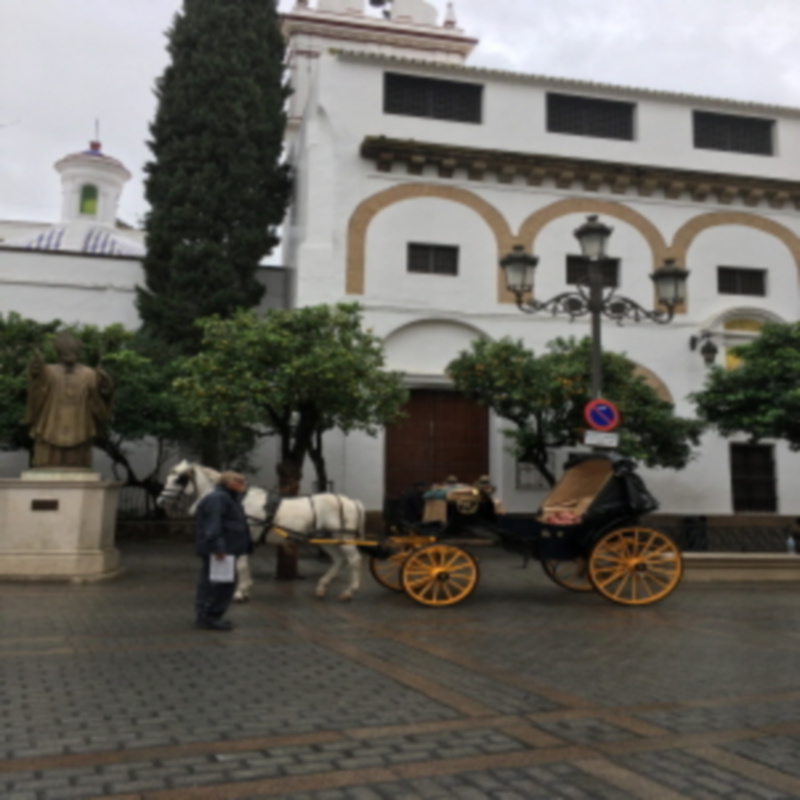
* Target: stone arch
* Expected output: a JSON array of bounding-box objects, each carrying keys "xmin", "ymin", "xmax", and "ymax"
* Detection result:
[
  {"xmin": 517, "ymin": 198, "xmax": 670, "ymax": 269},
  {"xmin": 384, "ymin": 316, "xmax": 491, "ymax": 345},
  {"xmin": 383, "ymin": 317, "xmax": 491, "ymax": 377},
  {"xmin": 702, "ymin": 306, "xmax": 786, "ymax": 330},
  {"xmin": 346, "ymin": 183, "xmax": 515, "ymax": 299},
  {"xmin": 671, "ymin": 212, "xmax": 800, "ymax": 272},
  {"xmin": 632, "ymin": 363, "xmax": 673, "ymax": 403}
]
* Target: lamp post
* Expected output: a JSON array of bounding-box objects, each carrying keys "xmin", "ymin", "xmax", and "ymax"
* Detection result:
[{"xmin": 500, "ymin": 215, "xmax": 689, "ymax": 399}]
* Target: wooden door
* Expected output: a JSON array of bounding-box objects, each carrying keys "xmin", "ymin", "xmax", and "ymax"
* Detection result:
[{"xmin": 385, "ymin": 390, "xmax": 489, "ymax": 497}]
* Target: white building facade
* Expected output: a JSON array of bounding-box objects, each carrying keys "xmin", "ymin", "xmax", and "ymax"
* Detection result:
[{"xmin": 282, "ymin": 0, "xmax": 800, "ymax": 518}]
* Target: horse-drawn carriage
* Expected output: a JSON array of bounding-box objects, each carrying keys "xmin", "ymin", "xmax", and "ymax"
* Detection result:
[
  {"xmin": 159, "ymin": 454, "xmax": 682, "ymax": 608},
  {"xmin": 370, "ymin": 453, "xmax": 683, "ymax": 608}
]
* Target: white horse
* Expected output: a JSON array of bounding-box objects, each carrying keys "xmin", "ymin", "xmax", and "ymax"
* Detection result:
[{"xmin": 157, "ymin": 460, "xmax": 366, "ymax": 601}]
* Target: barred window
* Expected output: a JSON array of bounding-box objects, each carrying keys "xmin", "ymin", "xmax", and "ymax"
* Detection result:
[
  {"xmin": 717, "ymin": 267, "xmax": 766, "ymax": 297},
  {"xmin": 730, "ymin": 443, "xmax": 777, "ymax": 513},
  {"xmin": 566, "ymin": 256, "xmax": 619, "ymax": 288},
  {"xmin": 694, "ymin": 111, "xmax": 774, "ymax": 156},
  {"xmin": 407, "ymin": 244, "xmax": 459, "ymax": 276},
  {"xmin": 384, "ymin": 73, "xmax": 483, "ymax": 124},
  {"xmin": 547, "ymin": 93, "xmax": 634, "ymax": 141}
]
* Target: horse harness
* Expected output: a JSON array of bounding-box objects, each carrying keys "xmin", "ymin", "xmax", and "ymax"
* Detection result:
[{"xmin": 252, "ymin": 493, "xmax": 362, "ymax": 546}]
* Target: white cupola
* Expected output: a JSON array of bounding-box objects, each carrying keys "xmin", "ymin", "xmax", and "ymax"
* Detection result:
[
  {"xmin": 55, "ymin": 140, "xmax": 131, "ymax": 228},
  {"xmin": 1, "ymin": 141, "xmax": 144, "ymax": 256}
]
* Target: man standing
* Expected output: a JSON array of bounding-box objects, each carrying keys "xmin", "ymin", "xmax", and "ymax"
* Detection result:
[
  {"xmin": 195, "ymin": 471, "xmax": 251, "ymax": 631},
  {"xmin": 25, "ymin": 332, "xmax": 113, "ymax": 468}
]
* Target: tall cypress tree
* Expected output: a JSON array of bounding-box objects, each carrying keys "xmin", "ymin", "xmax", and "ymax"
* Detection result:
[{"xmin": 138, "ymin": 0, "xmax": 290, "ymax": 353}]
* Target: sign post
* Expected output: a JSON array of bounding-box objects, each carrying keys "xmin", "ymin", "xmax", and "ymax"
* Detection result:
[{"xmin": 584, "ymin": 398, "xmax": 620, "ymax": 448}]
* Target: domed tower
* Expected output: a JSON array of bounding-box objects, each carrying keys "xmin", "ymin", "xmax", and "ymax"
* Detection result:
[
  {"xmin": 3, "ymin": 141, "xmax": 144, "ymax": 256},
  {"xmin": 55, "ymin": 140, "xmax": 131, "ymax": 229}
]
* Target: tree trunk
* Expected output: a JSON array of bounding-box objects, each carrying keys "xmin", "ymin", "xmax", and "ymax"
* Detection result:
[
  {"xmin": 308, "ymin": 429, "xmax": 329, "ymax": 492},
  {"xmin": 275, "ymin": 458, "xmax": 302, "ymax": 580},
  {"xmin": 199, "ymin": 427, "xmax": 222, "ymax": 470}
]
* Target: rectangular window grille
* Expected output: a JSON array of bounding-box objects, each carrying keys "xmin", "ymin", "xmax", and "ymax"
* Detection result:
[
  {"xmin": 717, "ymin": 267, "xmax": 767, "ymax": 296},
  {"xmin": 384, "ymin": 73, "xmax": 483, "ymax": 124},
  {"xmin": 566, "ymin": 256, "xmax": 620, "ymax": 288},
  {"xmin": 547, "ymin": 93, "xmax": 634, "ymax": 141},
  {"xmin": 694, "ymin": 111, "xmax": 774, "ymax": 156},
  {"xmin": 730, "ymin": 443, "xmax": 777, "ymax": 512},
  {"xmin": 407, "ymin": 244, "xmax": 459, "ymax": 276}
]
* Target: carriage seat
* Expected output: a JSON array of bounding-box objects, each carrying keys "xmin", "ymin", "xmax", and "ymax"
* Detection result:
[{"xmin": 538, "ymin": 458, "xmax": 613, "ymax": 525}]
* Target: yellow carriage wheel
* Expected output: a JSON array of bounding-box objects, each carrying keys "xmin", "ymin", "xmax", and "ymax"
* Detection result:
[
  {"xmin": 400, "ymin": 544, "xmax": 480, "ymax": 607},
  {"xmin": 541, "ymin": 559, "xmax": 594, "ymax": 592},
  {"xmin": 370, "ymin": 537, "xmax": 423, "ymax": 593},
  {"xmin": 588, "ymin": 526, "xmax": 682, "ymax": 606}
]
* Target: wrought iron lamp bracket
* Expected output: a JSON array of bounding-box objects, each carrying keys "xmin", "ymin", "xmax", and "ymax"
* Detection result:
[{"xmin": 513, "ymin": 285, "xmax": 676, "ymax": 325}]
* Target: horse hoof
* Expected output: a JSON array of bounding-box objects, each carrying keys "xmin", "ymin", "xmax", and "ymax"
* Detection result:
[
  {"xmin": 315, "ymin": 588, "xmax": 327, "ymax": 599},
  {"xmin": 338, "ymin": 592, "xmax": 353, "ymax": 602}
]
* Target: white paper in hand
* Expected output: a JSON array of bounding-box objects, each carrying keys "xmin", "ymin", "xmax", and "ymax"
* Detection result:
[{"xmin": 209, "ymin": 554, "xmax": 236, "ymax": 583}]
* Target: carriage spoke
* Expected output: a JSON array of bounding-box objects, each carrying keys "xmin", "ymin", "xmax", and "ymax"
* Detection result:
[
  {"xmin": 439, "ymin": 581, "xmax": 456, "ymax": 601},
  {"xmin": 641, "ymin": 569, "xmax": 670, "ymax": 590},
  {"xmin": 613, "ymin": 570, "xmax": 633, "ymax": 599},
  {"xmin": 641, "ymin": 542, "xmax": 676, "ymax": 560},
  {"xmin": 542, "ymin": 558, "xmax": 594, "ymax": 593},
  {"xmin": 596, "ymin": 566, "xmax": 629, "ymax": 588}
]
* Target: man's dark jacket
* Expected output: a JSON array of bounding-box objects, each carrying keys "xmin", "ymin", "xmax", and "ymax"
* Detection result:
[{"xmin": 195, "ymin": 485, "xmax": 251, "ymax": 557}]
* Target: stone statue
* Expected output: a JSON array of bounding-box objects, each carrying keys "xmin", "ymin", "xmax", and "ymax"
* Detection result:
[{"xmin": 24, "ymin": 332, "xmax": 114, "ymax": 469}]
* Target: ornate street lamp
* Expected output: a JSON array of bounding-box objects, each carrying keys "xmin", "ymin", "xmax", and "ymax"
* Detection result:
[
  {"xmin": 689, "ymin": 333, "xmax": 719, "ymax": 366},
  {"xmin": 500, "ymin": 214, "xmax": 689, "ymax": 398},
  {"xmin": 574, "ymin": 214, "xmax": 613, "ymax": 261}
]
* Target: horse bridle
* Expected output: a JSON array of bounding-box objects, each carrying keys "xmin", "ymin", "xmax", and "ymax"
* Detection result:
[{"xmin": 160, "ymin": 469, "xmax": 195, "ymax": 507}]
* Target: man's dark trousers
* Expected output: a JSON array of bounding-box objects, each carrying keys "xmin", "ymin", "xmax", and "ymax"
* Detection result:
[{"xmin": 195, "ymin": 556, "xmax": 237, "ymax": 624}]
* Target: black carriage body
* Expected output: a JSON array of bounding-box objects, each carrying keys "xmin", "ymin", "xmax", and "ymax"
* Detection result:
[
  {"xmin": 373, "ymin": 454, "xmax": 683, "ymax": 607},
  {"xmin": 493, "ymin": 453, "xmax": 659, "ymax": 561}
]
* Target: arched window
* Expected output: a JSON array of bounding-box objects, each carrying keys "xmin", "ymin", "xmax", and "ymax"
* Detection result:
[
  {"xmin": 724, "ymin": 318, "xmax": 763, "ymax": 370},
  {"xmin": 79, "ymin": 184, "xmax": 98, "ymax": 216}
]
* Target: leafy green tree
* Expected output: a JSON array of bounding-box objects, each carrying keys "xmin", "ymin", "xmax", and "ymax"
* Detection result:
[
  {"xmin": 95, "ymin": 350, "xmax": 192, "ymax": 502},
  {"xmin": 691, "ymin": 322, "xmax": 800, "ymax": 447},
  {"xmin": 173, "ymin": 304, "xmax": 408, "ymax": 493},
  {"xmin": 448, "ymin": 336, "xmax": 704, "ymax": 486},
  {"xmin": 138, "ymin": 0, "xmax": 291, "ymax": 354}
]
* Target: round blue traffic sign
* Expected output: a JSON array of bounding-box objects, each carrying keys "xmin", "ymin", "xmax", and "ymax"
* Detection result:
[{"xmin": 584, "ymin": 398, "xmax": 621, "ymax": 432}]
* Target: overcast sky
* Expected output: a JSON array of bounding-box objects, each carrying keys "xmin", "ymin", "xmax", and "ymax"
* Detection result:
[{"xmin": 1, "ymin": 0, "xmax": 798, "ymax": 225}]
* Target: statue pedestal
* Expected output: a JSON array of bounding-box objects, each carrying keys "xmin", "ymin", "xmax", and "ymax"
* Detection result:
[{"xmin": 0, "ymin": 472, "xmax": 122, "ymax": 580}]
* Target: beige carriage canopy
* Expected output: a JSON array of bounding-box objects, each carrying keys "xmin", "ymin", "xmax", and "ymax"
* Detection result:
[{"xmin": 539, "ymin": 458, "xmax": 613, "ymax": 520}]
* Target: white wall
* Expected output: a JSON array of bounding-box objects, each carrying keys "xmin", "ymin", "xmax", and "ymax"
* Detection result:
[
  {"xmin": 323, "ymin": 53, "xmax": 800, "ymax": 181},
  {"xmin": 0, "ymin": 249, "xmax": 143, "ymax": 328}
]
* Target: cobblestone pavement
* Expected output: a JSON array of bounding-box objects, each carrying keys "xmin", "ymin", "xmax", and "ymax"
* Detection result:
[{"xmin": 4, "ymin": 538, "xmax": 800, "ymax": 799}]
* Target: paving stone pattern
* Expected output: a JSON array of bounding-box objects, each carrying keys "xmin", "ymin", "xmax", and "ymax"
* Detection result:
[
  {"xmin": 357, "ymin": 638, "xmax": 560, "ymax": 715},
  {"xmin": 616, "ymin": 749, "xmax": 798, "ymax": 799},
  {"xmin": 3, "ymin": 540, "xmax": 800, "ymax": 799},
  {"xmin": 245, "ymin": 764, "xmax": 640, "ymax": 800},
  {"xmin": 725, "ymin": 736, "xmax": 800, "ymax": 779}
]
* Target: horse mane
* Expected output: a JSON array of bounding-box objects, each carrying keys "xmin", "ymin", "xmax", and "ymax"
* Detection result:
[{"xmin": 193, "ymin": 463, "xmax": 221, "ymax": 484}]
